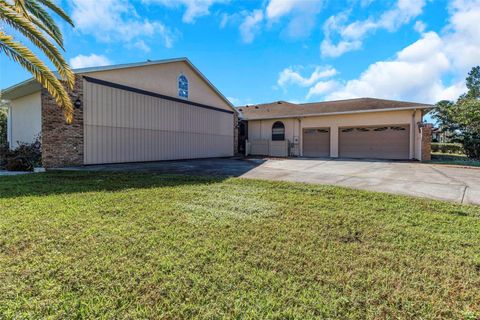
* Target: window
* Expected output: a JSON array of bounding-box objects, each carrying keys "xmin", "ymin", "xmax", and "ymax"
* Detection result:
[
  {"xmin": 272, "ymin": 121, "xmax": 285, "ymax": 141},
  {"xmin": 178, "ymin": 74, "xmax": 188, "ymax": 98}
]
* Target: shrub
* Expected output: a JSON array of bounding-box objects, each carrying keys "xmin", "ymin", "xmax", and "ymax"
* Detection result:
[
  {"xmin": 431, "ymin": 143, "xmax": 465, "ymax": 154},
  {"xmin": 0, "ymin": 136, "xmax": 42, "ymax": 171}
]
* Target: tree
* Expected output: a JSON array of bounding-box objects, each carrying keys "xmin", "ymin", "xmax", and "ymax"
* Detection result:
[
  {"xmin": 0, "ymin": 0, "xmax": 75, "ymax": 123},
  {"xmin": 0, "ymin": 102, "xmax": 7, "ymax": 146},
  {"xmin": 433, "ymin": 66, "xmax": 480, "ymax": 159}
]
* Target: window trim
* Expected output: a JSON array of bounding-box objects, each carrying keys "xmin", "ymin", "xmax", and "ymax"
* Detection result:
[{"xmin": 272, "ymin": 121, "xmax": 285, "ymax": 141}]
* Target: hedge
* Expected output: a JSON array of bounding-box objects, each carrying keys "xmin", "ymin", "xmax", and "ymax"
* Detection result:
[{"xmin": 431, "ymin": 143, "xmax": 465, "ymax": 154}]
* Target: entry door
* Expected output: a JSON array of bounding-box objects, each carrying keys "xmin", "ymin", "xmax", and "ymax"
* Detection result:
[
  {"xmin": 302, "ymin": 128, "xmax": 330, "ymax": 157},
  {"xmin": 339, "ymin": 125, "xmax": 410, "ymax": 160}
]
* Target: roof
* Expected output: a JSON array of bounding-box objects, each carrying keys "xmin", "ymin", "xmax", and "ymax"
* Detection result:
[
  {"xmin": 1, "ymin": 57, "xmax": 235, "ymax": 112},
  {"xmin": 238, "ymin": 98, "xmax": 434, "ymax": 120}
]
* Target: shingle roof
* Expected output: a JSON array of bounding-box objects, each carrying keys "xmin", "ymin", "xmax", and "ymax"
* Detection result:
[{"xmin": 238, "ymin": 98, "xmax": 433, "ymax": 120}]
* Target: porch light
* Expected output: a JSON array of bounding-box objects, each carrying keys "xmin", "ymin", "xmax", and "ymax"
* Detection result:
[{"xmin": 74, "ymin": 98, "xmax": 82, "ymax": 109}]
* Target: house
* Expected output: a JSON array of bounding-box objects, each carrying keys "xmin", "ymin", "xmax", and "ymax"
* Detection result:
[
  {"xmin": 2, "ymin": 58, "xmax": 237, "ymax": 168},
  {"xmin": 239, "ymin": 99, "xmax": 434, "ymax": 161}
]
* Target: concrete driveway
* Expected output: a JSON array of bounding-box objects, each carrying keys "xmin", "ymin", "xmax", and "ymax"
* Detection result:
[
  {"xmin": 63, "ymin": 158, "xmax": 480, "ymax": 205},
  {"xmin": 241, "ymin": 159, "xmax": 480, "ymax": 205}
]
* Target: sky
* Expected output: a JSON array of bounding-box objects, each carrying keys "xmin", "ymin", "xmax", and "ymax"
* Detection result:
[{"xmin": 1, "ymin": 0, "xmax": 479, "ymax": 107}]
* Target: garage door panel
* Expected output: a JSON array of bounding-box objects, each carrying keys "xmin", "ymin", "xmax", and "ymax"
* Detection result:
[
  {"xmin": 303, "ymin": 128, "xmax": 330, "ymax": 157},
  {"xmin": 339, "ymin": 125, "xmax": 409, "ymax": 160},
  {"xmin": 84, "ymin": 81, "xmax": 233, "ymax": 164}
]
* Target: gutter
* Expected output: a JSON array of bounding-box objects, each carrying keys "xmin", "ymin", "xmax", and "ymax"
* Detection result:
[{"xmin": 241, "ymin": 105, "xmax": 435, "ymax": 121}]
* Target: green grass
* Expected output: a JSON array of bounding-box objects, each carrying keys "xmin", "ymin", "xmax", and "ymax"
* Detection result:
[
  {"xmin": 1, "ymin": 172, "xmax": 479, "ymax": 319},
  {"xmin": 430, "ymin": 153, "xmax": 480, "ymax": 167}
]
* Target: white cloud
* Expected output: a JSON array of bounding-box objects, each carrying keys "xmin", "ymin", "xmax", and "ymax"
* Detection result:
[
  {"xmin": 266, "ymin": 0, "xmax": 323, "ymax": 38},
  {"xmin": 278, "ymin": 66, "xmax": 337, "ymax": 88},
  {"xmin": 133, "ymin": 40, "xmax": 151, "ymax": 53},
  {"xmin": 70, "ymin": 54, "xmax": 112, "ymax": 69},
  {"xmin": 306, "ymin": 80, "xmax": 340, "ymax": 99},
  {"xmin": 414, "ymin": 21, "xmax": 426, "ymax": 33},
  {"xmin": 144, "ymin": 0, "xmax": 226, "ymax": 23},
  {"xmin": 239, "ymin": 10, "xmax": 263, "ymax": 43},
  {"xmin": 321, "ymin": 0, "xmax": 427, "ymax": 57},
  {"xmin": 71, "ymin": 0, "xmax": 176, "ymax": 48}
]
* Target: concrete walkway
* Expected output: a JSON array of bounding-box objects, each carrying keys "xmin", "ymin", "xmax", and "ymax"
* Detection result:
[{"xmin": 241, "ymin": 159, "xmax": 480, "ymax": 205}]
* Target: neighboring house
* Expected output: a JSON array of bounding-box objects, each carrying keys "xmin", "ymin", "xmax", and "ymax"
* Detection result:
[
  {"xmin": 239, "ymin": 98, "xmax": 434, "ymax": 161},
  {"xmin": 2, "ymin": 58, "xmax": 237, "ymax": 168},
  {"xmin": 432, "ymin": 127, "xmax": 449, "ymax": 143}
]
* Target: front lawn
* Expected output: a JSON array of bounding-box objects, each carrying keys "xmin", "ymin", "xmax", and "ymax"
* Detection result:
[{"xmin": 0, "ymin": 172, "xmax": 479, "ymax": 319}]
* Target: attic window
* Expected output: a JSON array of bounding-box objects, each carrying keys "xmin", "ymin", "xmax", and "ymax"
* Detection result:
[{"xmin": 178, "ymin": 74, "xmax": 188, "ymax": 99}]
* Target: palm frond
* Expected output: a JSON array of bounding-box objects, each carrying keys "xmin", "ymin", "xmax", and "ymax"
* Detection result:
[
  {"xmin": 35, "ymin": 0, "xmax": 74, "ymax": 26},
  {"xmin": 22, "ymin": 0, "xmax": 65, "ymax": 48},
  {"xmin": 0, "ymin": 32, "xmax": 73, "ymax": 123},
  {"xmin": 0, "ymin": 1, "xmax": 74, "ymax": 88}
]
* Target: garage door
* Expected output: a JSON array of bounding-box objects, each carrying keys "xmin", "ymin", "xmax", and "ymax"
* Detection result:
[
  {"xmin": 303, "ymin": 128, "xmax": 330, "ymax": 157},
  {"xmin": 83, "ymin": 77, "xmax": 234, "ymax": 164},
  {"xmin": 339, "ymin": 125, "xmax": 410, "ymax": 160}
]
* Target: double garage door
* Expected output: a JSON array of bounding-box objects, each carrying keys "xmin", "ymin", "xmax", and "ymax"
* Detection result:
[{"xmin": 303, "ymin": 125, "xmax": 410, "ymax": 160}]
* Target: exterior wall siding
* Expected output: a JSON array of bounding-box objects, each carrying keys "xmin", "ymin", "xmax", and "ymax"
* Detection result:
[
  {"xmin": 41, "ymin": 75, "xmax": 84, "ymax": 168},
  {"xmin": 8, "ymin": 91, "xmax": 41, "ymax": 148},
  {"xmin": 247, "ymin": 109, "xmax": 424, "ymax": 160},
  {"xmin": 85, "ymin": 61, "xmax": 232, "ymax": 112},
  {"xmin": 83, "ymin": 81, "xmax": 233, "ymax": 164}
]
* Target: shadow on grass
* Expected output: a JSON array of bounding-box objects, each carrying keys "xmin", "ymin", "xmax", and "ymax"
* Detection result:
[
  {"xmin": 0, "ymin": 158, "xmax": 265, "ymax": 199},
  {"xmin": 0, "ymin": 171, "xmax": 227, "ymax": 199},
  {"xmin": 431, "ymin": 153, "xmax": 480, "ymax": 167}
]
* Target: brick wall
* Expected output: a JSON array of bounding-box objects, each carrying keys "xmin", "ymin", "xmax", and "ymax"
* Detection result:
[
  {"xmin": 41, "ymin": 75, "xmax": 84, "ymax": 168},
  {"xmin": 421, "ymin": 123, "xmax": 433, "ymax": 162}
]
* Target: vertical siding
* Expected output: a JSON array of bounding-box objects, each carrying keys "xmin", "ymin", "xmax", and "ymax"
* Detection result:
[{"xmin": 84, "ymin": 82, "xmax": 233, "ymax": 164}]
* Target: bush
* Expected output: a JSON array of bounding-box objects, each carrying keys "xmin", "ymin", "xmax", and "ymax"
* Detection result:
[
  {"xmin": 0, "ymin": 136, "xmax": 42, "ymax": 171},
  {"xmin": 431, "ymin": 143, "xmax": 465, "ymax": 154}
]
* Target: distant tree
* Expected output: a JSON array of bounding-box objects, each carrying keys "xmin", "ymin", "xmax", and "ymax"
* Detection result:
[
  {"xmin": 433, "ymin": 66, "xmax": 480, "ymax": 159},
  {"xmin": 0, "ymin": 101, "xmax": 7, "ymax": 146},
  {"xmin": 0, "ymin": 0, "xmax": 75, "ymax": 123}
]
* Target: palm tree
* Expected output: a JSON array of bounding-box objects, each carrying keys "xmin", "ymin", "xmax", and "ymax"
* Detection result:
[{"xmin": 0, "ymin": 0, "xmax": 75, "ymax": 123}]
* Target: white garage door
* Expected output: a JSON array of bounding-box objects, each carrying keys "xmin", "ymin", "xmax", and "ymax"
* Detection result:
[
  {"xmin": 303, "ymin": 128, "xmax": 330, "ymax": 157},
  {"xmin": 339, "ymin": 125, "xmax": 410, "ymax": 160},
  {"xmin": 83, "ymin": 77, "xmax": 234, "ymax": 164}
]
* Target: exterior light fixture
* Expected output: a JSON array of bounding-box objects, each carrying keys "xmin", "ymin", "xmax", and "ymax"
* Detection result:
[{"xmin": 74, "ymin": 98, "xmax": 82, "ymax": 109}]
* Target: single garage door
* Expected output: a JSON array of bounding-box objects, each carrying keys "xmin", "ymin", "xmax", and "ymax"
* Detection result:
[
  {"xmin": 339, "ymin": 125, "xmax": 410, "ymax": 160},
  {"xmin": 83, "ymin": 78, "xmax": 234, "ymax": 164},
  {"xmin": 303, "ymin": 128, "xmax": 330, "ymax": 157}
]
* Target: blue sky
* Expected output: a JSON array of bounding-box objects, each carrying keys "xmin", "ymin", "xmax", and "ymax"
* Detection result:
[{"xmin": 1, "ymin": 0, "xmax": 479, "ymax": 106}]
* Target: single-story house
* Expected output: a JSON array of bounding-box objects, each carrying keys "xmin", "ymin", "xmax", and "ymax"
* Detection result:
[
  {"xmin": 2, "ymin": 58, "xmax": 237, "ymax": 168},
  {"xmin": 238, "ymin": 99, "xmax": 434, "ymax": 161}
]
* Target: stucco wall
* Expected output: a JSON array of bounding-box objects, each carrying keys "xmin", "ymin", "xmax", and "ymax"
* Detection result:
[
  {"xmin": 247, "ymin": 109, "xmax": 424, "ymax": 160},
  {"xmin": 9, "ymin": 91, "xmax": 42, "ymax": 148},
  {"xmin": 84, "ymin": 61, "xmax": 232, "ymax": 112}
]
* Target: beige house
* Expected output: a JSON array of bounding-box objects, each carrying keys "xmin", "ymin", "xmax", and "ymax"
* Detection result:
[
  {"xmin": 239, "ymin": 99, "xmax": 434, "ymax": 161},
  {"xmin": 2, "ymin": 58, "xmax": 237, "ymax": 168}
]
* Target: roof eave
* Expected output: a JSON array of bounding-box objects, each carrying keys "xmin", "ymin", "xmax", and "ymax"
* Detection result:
[{"xmin": 241, "ymin": 105, "xmax": 434, "ymax": 121}]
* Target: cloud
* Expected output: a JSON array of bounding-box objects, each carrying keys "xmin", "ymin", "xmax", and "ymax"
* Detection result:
[
  {"xmin": 239, "ymin": 10, "xmax": 263, "ymax": 43},
  {"xmin": 236, "ymin": 0, "xmax": 323, "ymax": 43},
  {"xmin": 71, "ymin": 0, "xmax": 176, "ymax": 48},
  {"xmin": 414, "ymin": 21, "xmax": 426, "ymax": 33},
  {"xmin": 70, "ymin": 54, "xmax": 112, "ymax": 69},
  {"xmin": 266, "ymin": 0, "xmax": 323, "ymax": 38},
  {"xmin": 321, "ymin": 0, "xmax": 427, "ymax": 57},
  {"xmin": 144, "ymin": 0, "xmax": 227, "ymax": 23},
  {"xmin": 133, "ymin": 40, "xmax": 151, "ymax": 53},
  {"xmin": 278, "ymin": 66, "xmax": 337, "ymax": 88},
  {"xmin": 306, "ymin": 80, "xmax": 340, "ymax": 99}
]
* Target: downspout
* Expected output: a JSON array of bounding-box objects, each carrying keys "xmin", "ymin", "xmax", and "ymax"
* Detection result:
[
  {"xmin": 411, "ymin": 109, "xmax": 416, "ymax": 160},
  {"xmin": 298, "ymin": 118, "xmax": 302, "ymax": 157}
]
